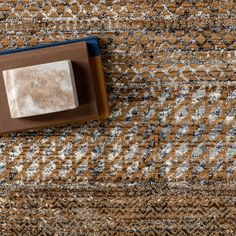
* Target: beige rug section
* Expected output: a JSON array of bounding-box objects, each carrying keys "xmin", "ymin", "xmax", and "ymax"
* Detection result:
[{"xmin": 0, "ymin": 1, "xmax": 235, "ymax": 235}]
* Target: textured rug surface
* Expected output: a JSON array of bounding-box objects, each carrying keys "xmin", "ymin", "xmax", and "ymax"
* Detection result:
[{"xmin": 0, "ymin": 1, "xmax": 236, "ymax": 235}]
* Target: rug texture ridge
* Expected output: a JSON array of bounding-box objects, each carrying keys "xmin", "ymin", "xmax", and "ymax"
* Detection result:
[{"xmin": 0, "ymin": 1, "xmax": 236, "ymax": 235}]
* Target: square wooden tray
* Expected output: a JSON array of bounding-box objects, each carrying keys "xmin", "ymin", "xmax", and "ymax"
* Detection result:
[{"xmin": 0, "ymin": 38, "xmax": 109, "ymax": 134}]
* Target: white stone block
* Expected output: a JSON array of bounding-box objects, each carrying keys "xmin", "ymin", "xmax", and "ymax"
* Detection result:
[{"xmin": 3, "ymin": 60, "xmax": 79, "ymax": 118}]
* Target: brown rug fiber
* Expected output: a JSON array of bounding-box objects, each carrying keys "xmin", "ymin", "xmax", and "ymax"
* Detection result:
[{"xmin": 0, "ymin": 1, "xmax": 236, "ymax": 235}]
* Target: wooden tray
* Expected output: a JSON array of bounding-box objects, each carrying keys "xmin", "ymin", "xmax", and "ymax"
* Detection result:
[{"xmin": 0, "ymin": 37, "xmax": 109, "ymax": 134}]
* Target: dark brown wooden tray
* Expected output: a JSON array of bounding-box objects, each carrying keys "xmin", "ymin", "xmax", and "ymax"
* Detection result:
[{"xmin": 0, "ymin": 41, "xmax": 107, "ymax": 134}]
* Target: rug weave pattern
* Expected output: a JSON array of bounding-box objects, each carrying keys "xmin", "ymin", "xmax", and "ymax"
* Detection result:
[{"xmin": 0, "ymin": 1, "xmax": 235, "ymax": 235}]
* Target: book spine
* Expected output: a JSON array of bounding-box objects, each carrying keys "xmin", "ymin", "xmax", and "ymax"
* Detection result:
[{"xmin": 90, "ymin": 55, "xmax": 110, "ymax": 119}]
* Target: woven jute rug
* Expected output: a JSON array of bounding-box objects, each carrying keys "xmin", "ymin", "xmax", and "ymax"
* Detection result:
[{"xmin": 0, "ymin": 1, "xmax": 236, "ymax": 235}]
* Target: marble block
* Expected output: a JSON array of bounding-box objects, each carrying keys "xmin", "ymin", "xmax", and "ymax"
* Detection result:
[{"xmin": 3, "ymin": 60, "xmax": 79, "ymax": 118}]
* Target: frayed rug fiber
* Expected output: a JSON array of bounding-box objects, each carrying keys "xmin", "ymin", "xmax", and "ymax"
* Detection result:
[{"xmin": 0, "ymin": 1, "xmax": 236, "ymax": 235}]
